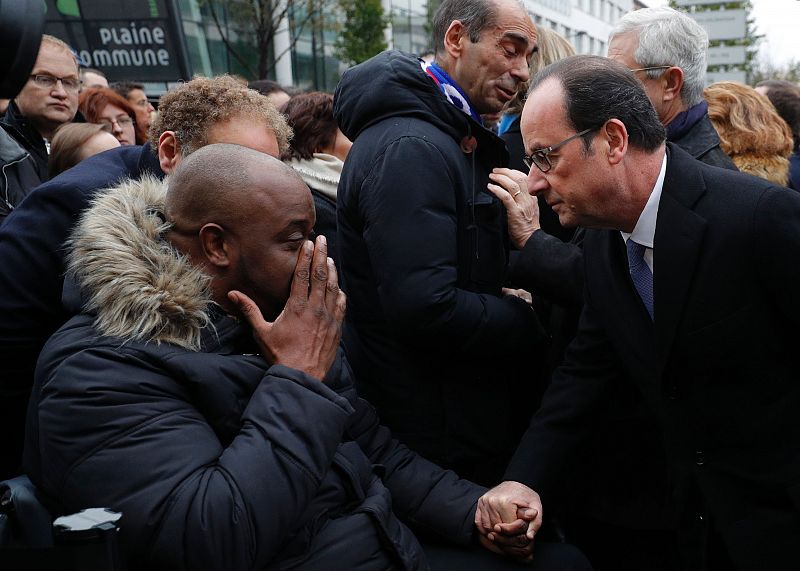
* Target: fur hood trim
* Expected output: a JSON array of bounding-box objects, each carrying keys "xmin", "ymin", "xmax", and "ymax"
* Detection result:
[{"xmin": 67, "ymin": 175, "xmax": 213, "ymax": 350}]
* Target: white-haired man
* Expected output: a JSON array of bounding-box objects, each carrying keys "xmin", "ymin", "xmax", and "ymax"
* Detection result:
[{"xmin": 608, "ymin": 6, "xmax": 736, "ymax": 169}]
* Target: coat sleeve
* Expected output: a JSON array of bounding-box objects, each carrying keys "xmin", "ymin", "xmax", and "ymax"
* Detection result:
[
  {"xmin": 345, "ymin": 388, "xmax": 485, "ymax": 544},
  {"xmin": 319, "ymin": 354, "xmax": 484, "ymax": 545},
  {"xmin": 507, "ymin": 229, "xmax": 585, "ymax": 306},
  {"xmin": 503, "ymin": 287, "xmax": 625, "ymax": 499},
  {"xmin": 356, "ymin": 136, "xmax": 542, "ymax": 354},
  {"xmin": 31, "ymin": 346, "xmax": 355, "ymax": 571}
]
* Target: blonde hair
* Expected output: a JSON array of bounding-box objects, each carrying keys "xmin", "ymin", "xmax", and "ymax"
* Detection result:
[
  {"xmin": 49, "ymin": 123, "xmax": 109, "ymax": 178},
  {"xmin": 505, "ymin": 27, "xmax": 576, "ymax": 116},
  {"xmin": 705, "ymin": 81, "xmax": 793, "ymax": 186},
  {"xmin": 148, "ymin": 75, "xmax": 292, "ymax": 155}
]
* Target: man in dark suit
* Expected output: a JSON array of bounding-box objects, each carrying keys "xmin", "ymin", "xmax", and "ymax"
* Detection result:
[{"xmin": 477, "ymin": 55, "xmax": 800, "ymax": 571}]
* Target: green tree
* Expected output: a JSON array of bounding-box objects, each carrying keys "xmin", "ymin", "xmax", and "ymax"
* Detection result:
[{"xmin": 334, "ymin": 0, "xmax": 388, "ymax": 66}]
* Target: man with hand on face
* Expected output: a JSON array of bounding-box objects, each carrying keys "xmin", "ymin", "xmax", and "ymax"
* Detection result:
[
  {"xmin": 334, "ymin": 0, "xmax": 547, "ymax": 491},
  {"xmin": 0, "ymin": 75, "xmax": 289, "ymax": 480},
  {"xmin": 24, "ymin": 145, "xmax": 590, "ymax": 571},
  {"xmin": 1, "ymin": 35, "xmax": 81, "ymax": 219},
  {"xmin": 480, "ymin": 55, "xmax": 800, "ymax": 571}
]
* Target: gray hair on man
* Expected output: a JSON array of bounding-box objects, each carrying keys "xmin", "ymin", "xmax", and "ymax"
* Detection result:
[
  {"xmin": 431, "ymin": 0, "xmax": 527, "ymax": 56},
  {"xmin": 610, "ymin": 6, "xmax": 708, "ymax": 108}
]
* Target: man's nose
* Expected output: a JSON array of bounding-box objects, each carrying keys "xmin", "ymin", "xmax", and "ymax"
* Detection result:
[
  {"xmin": 512, "ymin": 56, "xmax": 530, "ymax": 83},
  {"xmin": 527, "ymin": 165, "xmax": 548, "ymax": 195},
  {"xmin": 51, "ymin": 80, "xmax": 68, "ymax": 97}
]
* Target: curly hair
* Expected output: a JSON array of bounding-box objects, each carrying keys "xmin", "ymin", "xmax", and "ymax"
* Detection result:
[
  {"xmin": 505, "ymin": 26, "xmax": 575, "ymax": 116},
  {"xmin": 79, "ymin": 87, "xmax": 147, "ymax": 145},
  {"xmin": 281, "ymin": 92, "xmax": 337, "ymax": 161},
  {"xmin": 148, "ymin": 75, "xmax": 291, "ymax": 155},
  {"xmin": 705, "ymin": 81, "xmax": 793, "ymax": 186}
]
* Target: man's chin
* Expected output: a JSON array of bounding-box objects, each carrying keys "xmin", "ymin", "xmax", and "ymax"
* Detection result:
[{"xmin": 44, "ymin": 111, "xmax": 76, "ymax": 125}]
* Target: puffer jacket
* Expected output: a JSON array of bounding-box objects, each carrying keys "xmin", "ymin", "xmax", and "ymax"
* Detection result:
[
  {"xmin": 0, "ymin": 144, "xmax": 163, "ymax": 481},
  {"xmin": 24, "ymin": 176, "xmax": 484, "ymax": 571},
  {"xmin": 334, "ymin": 51, "xmax": 546, "ymax": 486},
  {"xmin": 0, "ymin": 125, "xmax": 41, "ymax": 223}
]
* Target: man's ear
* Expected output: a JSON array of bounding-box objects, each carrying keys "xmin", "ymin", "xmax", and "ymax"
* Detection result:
[
  {"xmin": 157, "ymin": 131, "xmax": 181, "ymax": 174},
  {"xmin": 198, "ymin": 223, "xmax": 232, "ymax": 268},
  {"xmin": 443, "ymin": 20, "xmax": 467, "ymax": 59},
  {"xmin": 603, "ymin": 119, "xmax": 628, "ymax": 165},
  {"xmin": 660, "ymin": 66, "xmax": 684, "ymax": 104}
]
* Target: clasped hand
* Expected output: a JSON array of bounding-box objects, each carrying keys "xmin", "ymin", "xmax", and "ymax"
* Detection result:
[{"xmin": 474, "ymin": 480, "xmax": 543, "ymax": 562}]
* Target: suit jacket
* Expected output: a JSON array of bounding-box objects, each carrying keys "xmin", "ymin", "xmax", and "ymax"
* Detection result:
[{"xmin": 506, "ymin": 143, "xmax": 800, "ymax": 570}]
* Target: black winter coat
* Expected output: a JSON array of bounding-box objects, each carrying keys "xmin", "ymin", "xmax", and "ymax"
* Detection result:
[
  {"xmin": 334, "ymin": 51, "xmax": 545, "ymax": 485},
  {"xmin": 0, "ymin": 125, "xmax": 41, "ymax": 224},
  {"xmin": 0, "ymin": 144, "xmax": 163, "ymax": 479},
  {"xmin": 24, "ymin": 175, "xmax": 484, "ymax": 571}
]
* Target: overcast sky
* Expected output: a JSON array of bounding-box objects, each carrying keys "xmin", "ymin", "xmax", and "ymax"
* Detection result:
[{"xmin": 648, "ymin": 0, "xmax": 800, "ymax": 67}]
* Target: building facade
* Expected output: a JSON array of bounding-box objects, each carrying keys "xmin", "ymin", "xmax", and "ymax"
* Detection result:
[{"xmin": 43, "ymin": 0, "xmax": 639, "ymax": 96}]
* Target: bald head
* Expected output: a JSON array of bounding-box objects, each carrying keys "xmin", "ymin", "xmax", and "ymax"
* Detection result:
[
  {"xmin": 166, "ymin": 143, "xmax": 310, "ymax": 233},
  {"xmin": 165, "ymin": 143, "xmax": 316, "ymax": 317}
]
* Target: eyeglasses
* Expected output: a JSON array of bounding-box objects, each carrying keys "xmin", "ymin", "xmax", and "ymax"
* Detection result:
[
  {"xmin": 524, "ymin": 127, "xmax": 597, "ymax": 173},
  {"xmin": 29, "ymin": 74, "xmax": 80, "ymax": 93},
  {"xmin": 97, "ymin": 116, "xmax": 135, "ymax": 131},
  {"xmin": 628, "ymin": 65, "xmax": 671, "ymax": 74}
]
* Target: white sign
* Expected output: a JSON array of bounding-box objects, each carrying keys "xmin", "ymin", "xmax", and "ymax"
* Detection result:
[
  {"xmin": 690, "ymin": 9, "xmax": 747, "ymax": 41},
  {"xmin": 707, "ymin": 45, "xmax": 747, "ymax": 66},
  {"xmin": 706, "ymin": 70, "xmax": 747, "ymax": 84}
]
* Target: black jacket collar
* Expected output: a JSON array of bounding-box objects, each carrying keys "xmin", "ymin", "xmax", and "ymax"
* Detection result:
[{"xmin": 2, "ymin": 102, "xmax": 49, "ymax": 179}]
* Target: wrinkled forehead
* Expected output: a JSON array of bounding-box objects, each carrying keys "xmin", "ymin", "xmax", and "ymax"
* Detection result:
[{"xmin": 490, "ymin": 0, "xmax": 537, "ymax": 45}]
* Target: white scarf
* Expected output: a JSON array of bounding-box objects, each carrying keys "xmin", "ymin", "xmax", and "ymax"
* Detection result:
[{"xmin": 287, "ymin": 153, "xmax": 343, "ymax": 201}]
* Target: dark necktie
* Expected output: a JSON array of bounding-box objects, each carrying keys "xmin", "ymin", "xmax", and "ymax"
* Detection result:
[{"xmin": 626, "ymin": 238, "xmax": 654, "ymax": 320}]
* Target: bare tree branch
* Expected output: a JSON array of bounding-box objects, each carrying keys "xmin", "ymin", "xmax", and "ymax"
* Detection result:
[
  {"xmin": 200, "ymin": 0, "xmax": 340, "ymax": 80},
  {"xmin": 201, "ymin": 0, "xmax": 258, "ymax": 77}
]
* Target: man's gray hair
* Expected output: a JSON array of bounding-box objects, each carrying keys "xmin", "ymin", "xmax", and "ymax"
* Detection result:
[
  {"xmin": 610, "ymin": 6, "xmax": 708, "ymax": 107},
  {"xmin": 432, "ymin": 0, "xmax": 496, "ymax": 55}
]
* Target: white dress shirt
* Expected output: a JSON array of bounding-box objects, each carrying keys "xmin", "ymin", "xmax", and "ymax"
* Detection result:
[{"xmin": 620, "ymin": 153, "xmax": 667, "ymax": 273}]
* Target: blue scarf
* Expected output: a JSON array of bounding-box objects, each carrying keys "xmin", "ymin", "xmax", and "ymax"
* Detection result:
[
  {"xmin": 497, "ymin": 113, "xmax": 518, "ymax": 136},
  {"xmin": 666, "ymin": 100, "xmax": 709, "ymax": 142},
  {"xmin": 420, "ymin": 59, "xmax": 483, "ymax": 126}
]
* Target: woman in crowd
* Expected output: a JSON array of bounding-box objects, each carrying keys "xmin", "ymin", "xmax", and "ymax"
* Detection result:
[
  {"xmin": 48, "ymin": 123, "xmax": 120, "ymax": 178},
  {"xmin": 756, "ymin": 80, "xmax": 800, "ymax": 190},
  {"xmin": 705, "ymin": 81, "xmax": 793, "ymax": 186},
  {"xmin": 281, "ymin": 92, "xmax": 351, "ymax": 265},
  {"xmin": 498, "ymin": 27, "xmax": 576, "ymax": 242},
  {"xmin": 79, "ymin": 87, "xmax": 146, "ymax": 146}
]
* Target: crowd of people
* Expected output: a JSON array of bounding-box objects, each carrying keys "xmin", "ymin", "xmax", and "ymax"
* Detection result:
[{"xmin": 1, "ymin": 1, "xmax": 800, "ymax": 570}]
